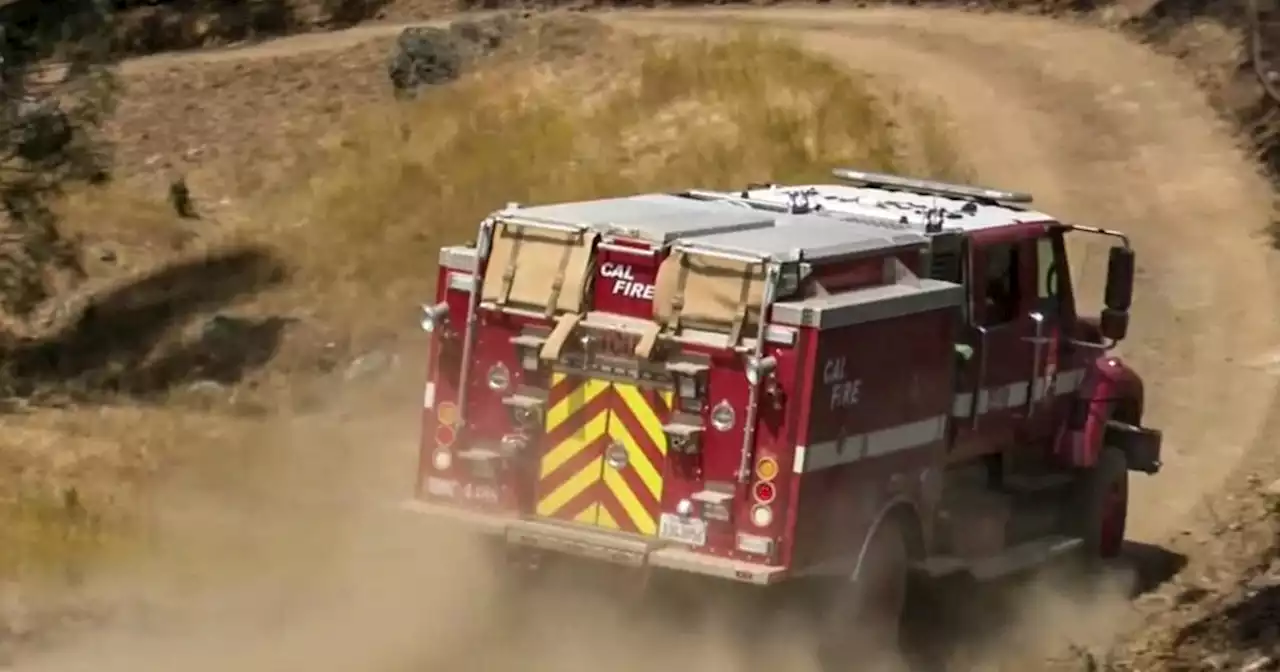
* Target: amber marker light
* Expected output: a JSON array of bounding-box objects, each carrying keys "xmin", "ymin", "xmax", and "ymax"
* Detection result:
[{"xmin": 755, "ymin": 456, "xmax": 779, "ymax": 482}]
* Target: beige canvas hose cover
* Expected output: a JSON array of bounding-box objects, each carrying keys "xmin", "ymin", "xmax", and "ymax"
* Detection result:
[
  {"xmin": 653, "ymin": 249, "xmax": 766, "ymax": 340},
  {"xmin": 479, "ymin": 220, "xmax": 597, "ymax": 315}
]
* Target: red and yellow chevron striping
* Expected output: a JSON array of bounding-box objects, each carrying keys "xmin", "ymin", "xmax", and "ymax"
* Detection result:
[{"xmin": 536, "ymin": 372, "xmax": 674, "ymax": 535}]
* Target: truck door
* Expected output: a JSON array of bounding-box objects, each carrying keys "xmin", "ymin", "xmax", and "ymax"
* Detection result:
[
  {"xmin": 1026, "ymin": 228, "xmax": 1077, "ymax": 443},
  {"xmin": 949, "ymin": 224, "xmax": 1042, "ymax": 461}
]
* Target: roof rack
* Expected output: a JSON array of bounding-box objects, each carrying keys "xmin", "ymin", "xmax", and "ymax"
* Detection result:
[{"xmin": 831, "ymin": 168, "xmax": 1034, "ymax": 205}]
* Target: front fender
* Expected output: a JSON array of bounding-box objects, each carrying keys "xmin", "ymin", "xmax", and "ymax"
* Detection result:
[{"xmin": 1060, "ymin": 356, "xmax": 1145, "ymax": 468}]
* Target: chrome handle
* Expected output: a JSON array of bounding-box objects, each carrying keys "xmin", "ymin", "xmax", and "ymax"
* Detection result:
[
  {"xmin": 579, "ymin": 333, "xmax": 594, "ymax": 368},
  {"xmin": 1026, "ymin": 312, "xmax": 1046, "ymax": 419}
]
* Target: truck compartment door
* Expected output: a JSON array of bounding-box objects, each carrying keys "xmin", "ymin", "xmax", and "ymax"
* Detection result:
[{"xmin": 535, "ymin": 373, "xmax": 674, "ymax": 536}]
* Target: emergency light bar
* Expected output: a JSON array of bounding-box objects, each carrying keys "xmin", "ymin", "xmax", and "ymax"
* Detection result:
[{"xmin": 831, "ymin": 168, "xmax": 1034, "ymax": 205}]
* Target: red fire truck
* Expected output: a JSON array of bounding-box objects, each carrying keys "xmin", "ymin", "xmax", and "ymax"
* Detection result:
[{"xmin": 404, "ymin": 169, "xmax": 1163, "ymax": 663}]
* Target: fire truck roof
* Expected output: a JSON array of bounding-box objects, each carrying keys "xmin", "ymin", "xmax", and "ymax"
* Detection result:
[
  {"xmin": 500, "ymin": 194, "xmax": 777, "ymax": 245},
  {"xmin": 497, "ymin": 171, "xmax": 1056, "ymax": 262},
  {"xmin": 726, "ymin": 182, "xmax": 1056, "ymax": 233},
  {"xmin": 502, "ymin": 194, "xmax": 927, "ymax": 262}
]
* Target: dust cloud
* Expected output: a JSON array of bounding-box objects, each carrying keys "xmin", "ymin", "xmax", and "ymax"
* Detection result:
[
  {"xmin": 7, "ymin": 370, "xmax": 821, "ymax": 672},
  {"xmin": 10, "ymin": 372, "xmax": 507, "ymax": 671},
  {"xmin": 907, "ymin": 557, "xmax": 1143, "ymax": 670}
]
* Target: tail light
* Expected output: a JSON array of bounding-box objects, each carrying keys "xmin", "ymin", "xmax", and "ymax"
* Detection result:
[
  {"xmin": 748, "ymin": 504, "xmax": 774, "ymax": 528},
  {"xmin": 748, "ymin": 455, "xmax": 779, "ymax": 532},
  {"xmin": 752, "ymin": 480, "xmax": 777, "ymax": 504},
  {"xmin": 754, "ymin": 456, "xmax": 779, "ymax": 481},
  {"xmin": 435, "ymin": 423, "xmax": 457, "ymax": 447}
]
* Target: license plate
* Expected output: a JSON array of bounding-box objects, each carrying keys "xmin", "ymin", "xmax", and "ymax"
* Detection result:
[{"xmin": 659, "ymin": 513, "xmax": 707, "ymax": 547}]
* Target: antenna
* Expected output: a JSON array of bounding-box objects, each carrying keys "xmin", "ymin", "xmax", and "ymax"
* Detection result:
[{"xmin": 832, "ymin": 168, "xmax": 1033, "ymax": 205}]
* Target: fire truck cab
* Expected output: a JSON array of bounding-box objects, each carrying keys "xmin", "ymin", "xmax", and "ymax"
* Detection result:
[{"xmin": 405, "ymin": 168, "xmax": 1163, "ymax": 656}]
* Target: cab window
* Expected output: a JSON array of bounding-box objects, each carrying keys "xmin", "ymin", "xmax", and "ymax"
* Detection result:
[
  {"xmin": 980, "ymin": 242, "xmax": 1021, "ymax": 326},
  {"xmin": 1035, "ymin": 234, "xmax": 1065, "ymax": 315}
]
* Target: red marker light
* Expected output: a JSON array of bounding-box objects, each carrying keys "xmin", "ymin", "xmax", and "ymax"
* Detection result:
[
  {"xmin": 753, "ymin": 481, "xmax": 776, "ymax": 504},
  {"xmin": 435, "ymin": 423, "xmax": 456, "ymax": 448}
]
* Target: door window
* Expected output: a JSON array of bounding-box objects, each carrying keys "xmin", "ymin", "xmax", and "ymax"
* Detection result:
[
  {"xmin": 1035, "ymin": 235, "xmax": 1064, "ymax": 315},
  {"xmin": 981, "ymin": 242, "xmax": 1021, "ymax": 326}
]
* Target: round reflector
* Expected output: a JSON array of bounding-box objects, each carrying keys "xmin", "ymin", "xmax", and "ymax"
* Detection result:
[
  {"xmin": 753, "ymin": 480, "xmax": 777, "ymax": 504},
  {"xmin": 755, "ymin": 457, "xmax": 779, "ymax": 482},
  {"xmin": 435, "ymin": 423, "xmax": 456, "ymax": 448}
]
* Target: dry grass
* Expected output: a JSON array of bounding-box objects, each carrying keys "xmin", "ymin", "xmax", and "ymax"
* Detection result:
[
  {"xmin": 0, "ymin": 24, "xmax": 967, "ymax": 592},
  {"xmin": 0, "ymin": 408, "xmax": 183, "ymax": 580},
  {"xmin": 250, "ymin": 27, "xmax": 970, "ymax": 336}
]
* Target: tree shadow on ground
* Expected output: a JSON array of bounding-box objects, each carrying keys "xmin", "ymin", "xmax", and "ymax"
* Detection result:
[
  {"xmin": 2, "ymin": 0, "xmax": 398, "ymax": 59},
  {"xmin": 0, "ymin": 245, "xmax": 290, "ymax": 407},
  {"xmin": 1171, "ymin": 561, "xmax": 1280, "ymax": 666},
  {"xmin": 107, "ymin": 0, "xmax": 397, "ymax": 56},
  {"xmin": 1122, "ymin": 540, "xmax": 1191, "ymax": 596}
]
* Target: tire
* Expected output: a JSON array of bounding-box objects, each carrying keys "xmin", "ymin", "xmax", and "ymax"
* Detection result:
[
  {"xmin": 816, "ymin": 517, "xmax": 912, "ymax": 672},
  {"xmin": 1073, "ymin": 445, "xmax": 1129, "ymax": 560}
]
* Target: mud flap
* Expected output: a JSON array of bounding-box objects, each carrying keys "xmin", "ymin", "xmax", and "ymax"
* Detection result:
[{"xmin": 1105, "ymin": 420, "xmax": 1162, "ymax": 474}]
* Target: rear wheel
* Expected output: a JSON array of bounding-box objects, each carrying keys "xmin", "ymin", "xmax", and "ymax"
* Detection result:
[
  {"xmin": 817, "ymin": 517, "xmax": 912, "ymax": 672},
  {"xmin": 1072, "ymin": 445, "xmax": 1129, "ymax": 561}
]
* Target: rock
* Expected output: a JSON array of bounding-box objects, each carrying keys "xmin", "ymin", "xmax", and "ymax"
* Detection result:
[
  {"xmin": 187, "ymin": 380, "xmax": 226, "ymax": 396},
  {"xmin": 386, "ymin": 17, "xmax": 526, "ymax": 97},
  {"xmin": 1242, "ymin": 656, "xmax": 1276, "ymax": 672},
  {"xmin": 344, "ymin": 350, "xmax": 396, "ymax": 381}
]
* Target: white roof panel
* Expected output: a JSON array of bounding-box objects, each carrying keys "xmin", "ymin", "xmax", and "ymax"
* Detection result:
[
  {"xmin": 491, "ymin": 172, "xmax": 1061, "ymax": 261},
  {"xmin": 502, "ymin": 193, "xmax": 776, "ymax": 244},
  {"xmin": 734, "ymin": 183, "xmax": 1057, "ymax": 231},
  {"xmin": 675, "ymin": 213, "xmax": 925, "ymax": 262}
]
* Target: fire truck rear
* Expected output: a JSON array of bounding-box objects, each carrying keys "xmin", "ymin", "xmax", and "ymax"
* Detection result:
[{"xmin": 404, "ymin": 169, "xmax": 1163, "ymax": 661}]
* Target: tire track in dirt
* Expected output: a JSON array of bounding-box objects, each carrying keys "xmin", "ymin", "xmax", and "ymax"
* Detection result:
[{"xmin": 614, "ymin": 7, "xmax": 1280, "ymax": 548}]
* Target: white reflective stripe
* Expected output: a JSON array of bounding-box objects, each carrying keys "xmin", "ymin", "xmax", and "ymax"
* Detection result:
[
  {"xmin": 950, "ymin": 368, "xmax": 1085, "ymax": 418},
  {"xmin": 1056, "ymin": 368, "xmax": 1087, "ymax": 394},
  {"xmin": 795, "ymin": 415, "xmax": 947, "ymax": 473},
  {"xmin": 424, "ymin": 381, "xmax": 436, "ymax": 409},
  {"xmin": 447, "ymin": 271, "xmax": 475, "ymax": 293},
  {"xmin": 792, "ymin": 445, "xmax": 808, "ymax": 475},
  {"xmin": 794, "ymin": 369, "xmax": 1090, "ymax": 474}
]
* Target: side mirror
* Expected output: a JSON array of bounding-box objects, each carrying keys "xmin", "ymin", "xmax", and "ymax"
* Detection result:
[
  {"xmin": 1100, "ymin": 308, "xmax": 1129, "ymax": 340},
  {"xmin": 1104, "ymin": 246, "xmax": 1134, "ymax": 311},
  {"xmin": 1101, "ymin": 246, "xmax": 1135, "ymax": 340}
]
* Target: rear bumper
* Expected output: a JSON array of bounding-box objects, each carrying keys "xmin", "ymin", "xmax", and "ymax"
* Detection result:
[{"xmin": 400, "ymin": 498, "xmax": 788, "ymax": 586}]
